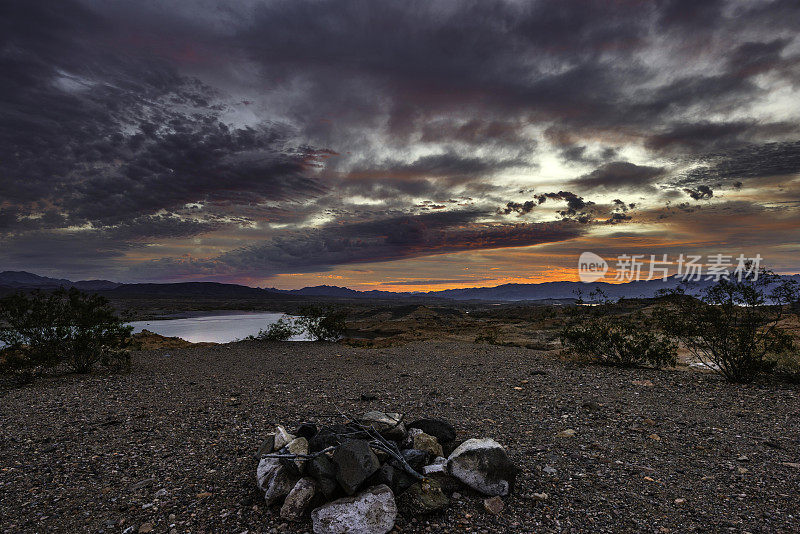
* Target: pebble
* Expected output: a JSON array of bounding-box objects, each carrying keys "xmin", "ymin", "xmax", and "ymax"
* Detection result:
[
  {"xmin": 555, "ymin": 429, "xmax": 576, "ymax": 438},
  {"xmin": 483, "ymin": 496, "xmax": 504, "ymax": 515}
]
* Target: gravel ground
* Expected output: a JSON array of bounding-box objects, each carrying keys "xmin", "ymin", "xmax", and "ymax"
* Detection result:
[{"xmin": 1, "ymin": 340, "xmax": 799, "ymax": 533}]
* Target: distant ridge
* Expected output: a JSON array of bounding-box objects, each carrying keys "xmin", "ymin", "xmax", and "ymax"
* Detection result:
[
  {"xmin": 0, "ymin": 271, "xmax": 121, "ymax": 291},
  {"xmin": 3, "ymin": 271, "xmax": 798, "ymax": 302}
]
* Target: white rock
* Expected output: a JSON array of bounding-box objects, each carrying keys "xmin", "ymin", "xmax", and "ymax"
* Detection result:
[
  {"xmin": 447, "ymin": 438, "xmax": 517, "ymax": 496},
  {"xmin": 422, "ymin": 456, "xmax": 448, "ymax": 475},
  {"xmin": 311, "ymin": 484, "xmax": 397, "ymax": 534},
  {"xmin": 274, "ymin": 425, "xmax": 294, "ymax": 450},
  {"xmin": 256, "ymin": 457, "xmax": 281, "ymax": 491}
]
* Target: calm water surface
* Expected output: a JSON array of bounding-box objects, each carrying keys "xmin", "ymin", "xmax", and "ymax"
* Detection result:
[{"xmin": 128, "ymin": 311, "xmax": 309, "ymax": 343}]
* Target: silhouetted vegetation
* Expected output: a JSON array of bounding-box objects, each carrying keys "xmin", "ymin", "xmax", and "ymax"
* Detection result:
[
  {"xmin": 255, "ymin": 316, "xmax": 298, "ymax": 341},
  {"xmin": 656, "ymin": 268, "xmax": 799, "ymax": 383},
  {"xmin": 0, "ymin": 288, "xmax": 132, "ymax": 377},
  {"xmin": 560, "ymin": 291, "xmax": 677, "ymax": 368},
  {"xmin": 252, "ymin": 306, "xmax": 348, "ymax": 342},
  {"xmin": 295, "ymin": 305, "xmax": 348, "ymax": 341}
]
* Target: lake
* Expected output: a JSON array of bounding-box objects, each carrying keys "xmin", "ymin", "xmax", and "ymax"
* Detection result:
[{"xmin": 128, "ymin": 311, "xmax": 309, "ymax": 343}]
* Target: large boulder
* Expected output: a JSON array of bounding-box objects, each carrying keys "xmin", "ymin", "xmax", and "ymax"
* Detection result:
[
  {"xmin": 447, "ymin": 438, "xmax": 517, "ymax": 496},
  {"xmin": 311, "ymin": 484, "xmax": 397, "ymax": 534},
  {"xmin": 408, "ymin": 419, "xmax": 456, "ymax": 447},
  {"xmin": 280, "ymin": 477, "xmax": 317, "ymax": 521},
  {"xmin": 331, "ymin": 440, "xmax": 380, "ymax": 495},
  {"xmin": 358, "ymin": 411, "xmax": 406, "ymax": 440}
]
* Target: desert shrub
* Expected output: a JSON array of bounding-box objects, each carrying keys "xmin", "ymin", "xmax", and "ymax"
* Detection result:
[
  {"xmin": 655, "ymin": 267, "xmax": 799, "ymax": 383},
  {"xmin": 768, "ymin": 349, "xmax": 800, "ymax": 384},
  {"xmin": 474, "ymin": 328, "xmax": 500, "ymax": 345},
  {"xmin": 256, "ymin": 317, "xmax": 298, "ymax": 341},
  {"xmin": 0, "ymin": 288, "xmax": 132, "ymax": 374},
  {"xmin": 295, "ymin": 305, "xmax": 347, "ymax": 341},
  {"xmin": 560, "ymin": 292, "xmax": 677, "ymax": 368}
]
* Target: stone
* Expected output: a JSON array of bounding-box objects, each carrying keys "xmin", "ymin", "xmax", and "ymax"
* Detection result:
[
  {"xmin": 674, "ymin": 498, "xmax": 686, "ymax": 505},
  {"xmin": 425, "ymin": 470, "xmax": 462, "ymax": 494},
  {"xmin": 447, "ymin": 438, "xmax": 518, "ymax": 496},
  {"xmin": 648, "ymin": 434, "xmax": 661, "ymax": 441},
  {"xmin": 400, "ymin": 448, "xmax": 430, "ymax": 471},
  {"xmin": 257, "ymin": 433, "xmax": 276, "ymax": 458},
  {"xmin": 483, "ymin": 496, "xmax": 504, "ymax": 515},
  {"xmin": 138, "ymin": 523, "xmax": 154, "ymax": 533},
  {"xmin": 367, "ymin": 463, "xmax": 397, "ymax": 491},
  {"xmin": 407, "ymin": 419, "xmax": 456, "ymax": 446},
  {"xmin": 358, "ymin": 411, "xmax": 406, "ymax": 440},
  {"xmin": 307, "ymin": 454, "xmax": 338, "ymax": 498},
  {"xmin": 284, "ymin": 437, "xmax": 309, "ymax": 473},
  {"xmin": 531, "ymin": 492, "xmax": 549, "ymax": 501},
  {"xmin": 331, "ymin": 440, "xmax": 380, "ymax": 495},
  {"xmin": 280, "ymin": 477, "xmax": 317, "ymax": 521},
  {"xmin": 311, "ymin": 484, "xmax": 397, "ymax": 534},
  {"xmin": 398, "ymin": 478, "xmax": 449, "ymax": 514},
  {"xmin": 261, "ymin": 457, "xmax": 300, "ymax": 506},
  {"xmin": 555, "ymin": 429, "xmax": 576, "ymax": 438},
  {"xmin": 274, "ymin": 425, "xmax": 295, "ymax": 450},
  {"xmin": 582, "ymin": 401, "xmax": 601, "ymax": 412},
  {"xmin": 309, "ymin": 427, "xmax": 342, "ymax": 453},
  {"xmin": 422, "ymin": 457, "xmax": 448, "ymax": 476},
  {"xmin": 392, "ymin": 467, "xmax": 417, "ymax": 494},
  {"xmin": 413, "ymin": 432, "xmax": 444, "ymax": 457},
  {"xmin": 402, "ymin": 428, "xmax": 423, "ymax": 449},
  {"xmin": 295, "ymin": 423, "xmax": 318, "ymax": 440},
  {"xmin": 257, "ymin": 456, "xmax": 282, "ymax": 491}
]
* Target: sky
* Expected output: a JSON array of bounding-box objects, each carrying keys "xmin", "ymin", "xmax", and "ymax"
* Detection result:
[{"xmin": 1, "ymin": 0, "xmax": 799, "ymax": 290}]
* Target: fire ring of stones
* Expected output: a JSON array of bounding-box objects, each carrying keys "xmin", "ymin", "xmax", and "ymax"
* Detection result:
[{"xmin": 255, "ymin": 411, "xmax": 519, "ymax": 533}]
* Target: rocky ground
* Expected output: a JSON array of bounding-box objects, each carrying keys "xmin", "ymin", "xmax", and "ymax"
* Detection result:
[{"xmin": 1, "ymin": 340, "xmax": 799, "ymax": 533}]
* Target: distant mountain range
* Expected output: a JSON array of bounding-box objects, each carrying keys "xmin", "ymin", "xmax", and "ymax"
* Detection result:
[{"xmin": 2, "ymin": 270, "xmax": 798, "ymax": 302}]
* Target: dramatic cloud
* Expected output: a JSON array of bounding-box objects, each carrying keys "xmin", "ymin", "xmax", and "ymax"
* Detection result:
[{"xmin": 1, "ymin": 0, "xmax": 799, "ymax": 284}]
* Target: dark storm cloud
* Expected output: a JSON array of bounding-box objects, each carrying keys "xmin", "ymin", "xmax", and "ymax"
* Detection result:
[
  {"xmin": 0, "ymin": 0, "xmax": 325, "ymax": 235},
  {"xmin": 681, "ymin": 141, "xmax": 800, "ymax": 186},
  {"xmin": 131, "ymin": 210, "xmax": 587, "ymax": 280},
  {"xmin": 2, "ymin": 0, "xmax": 800, "ymax": 279},
  {"xmin": 683, "ymin": 185, "xmax": 714, "ymax": 201},
  {"xmin": 645, "ymin": 121, "xmax": 799, "ymax": 153},
  {"xmin": 571, "ymin": 162, "xmax": 667, "ymax": 192}
]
